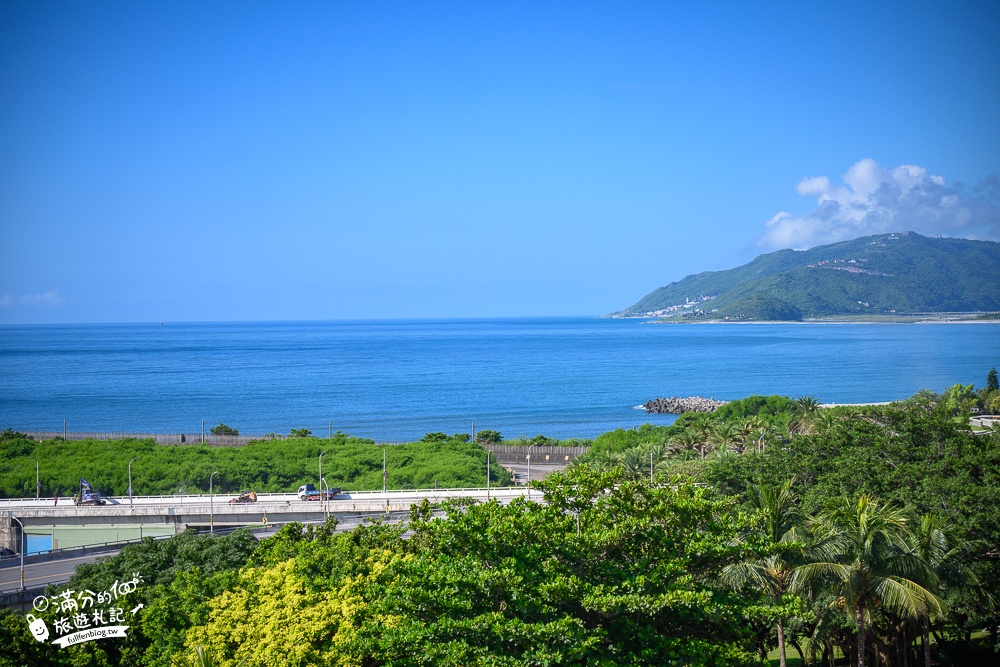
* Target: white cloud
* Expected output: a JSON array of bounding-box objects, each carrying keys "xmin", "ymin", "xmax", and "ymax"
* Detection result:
[
  {"xmin": 759, "ymin": 159, "xmax": 1000, "ymax": 249},
  {"xmin": 0, "ymin": 293, "xmax": 12, "ymax": 307},
  {"xmin": 20, "ymin": 289, "xmax": 66, "ymax": 306}
]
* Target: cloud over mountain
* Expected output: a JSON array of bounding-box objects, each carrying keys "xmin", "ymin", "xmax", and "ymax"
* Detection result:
[{"xmin": 759, "ymin": 159, "xmax": 1000, "ymax": 250}]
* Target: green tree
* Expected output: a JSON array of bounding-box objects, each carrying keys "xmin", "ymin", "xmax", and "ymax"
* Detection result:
[
  {"xmin": 793, "ymin": 495, "xmax": 945, "ymax": 667},
  {"xmin": 209, "ymin": 423, "xmax": 238, "ymax": 436},
  {"xmin": 473, "ymin": 429, "xmax": 502, "ymax": 445},
  {"xmin": 794, "ymin": 395, "xmax": 820, "ymax": 415},
  {"xmin": 288, "ymin": 428, "xmax": 312, "ymax": 437},
  {"xmin": 183, "ymin": 468, "xmax": 769, "ymax": 666},
  {"xmin": 722, "ymin": 480, "xmax": 805, "ymax": 667},
  {"xmin": 987, "ymin": 367, "xmax": 999, "ymax": 392}
]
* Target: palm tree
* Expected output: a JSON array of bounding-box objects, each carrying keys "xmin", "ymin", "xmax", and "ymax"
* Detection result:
[
  {"xmin": 619, "ymin": 448, "xmax": 647, "ymax": 481},
  {"xmin": 794, "ymin": 395, "xmax": 821, "ymax": 415},
  {"xmin": 751, "ymin": 423, "xmax": 779, "ymax": 453},
  {"xmin": 793, "ymin": 495, "xmax": 945, "ymax": 667},
  {"xmin": 585, "ymin": 451, "xmax": 622, "ymax": 473},
  {"xmin": 721, "ymin": 480, "xmax": 804, "ymax": 667},
  {"xmin": 907, "ymin": 512, "xmax": 982, "ymax": 667},
  {"xmin": 668, "ymin": 429, "xmax": 700, "ymax": 459},
  {"xmin": 736, "ymin": 416, "xmax": 764, "ymax": 442},
  {"xmin": 710, "ymin": 422, "xmax": 738, "ymax": 455}
]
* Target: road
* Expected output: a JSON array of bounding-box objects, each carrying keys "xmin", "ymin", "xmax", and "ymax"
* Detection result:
[
  {"xmin": 0, "ymin": 553, "xmax": 111, "ymax": 596},
  {"xmin": 0, "ymin": 510, "xmax": 419, "ymax": 598},
  {"xmin": 0, "ymin": 486, "xmax": 528, "ymax": 511}
]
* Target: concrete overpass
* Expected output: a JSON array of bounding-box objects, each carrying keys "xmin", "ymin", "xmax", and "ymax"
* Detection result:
[{"xmin": 0, "ymin": 487, "xmax": 531, "ymax": 554}]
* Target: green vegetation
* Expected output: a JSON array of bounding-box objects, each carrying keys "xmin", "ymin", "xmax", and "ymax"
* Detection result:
[
  {"xmin": 2, "ymin": 380, "xmax": 999, "ymax": 665},
  {"xmin": 208, "ymin": 423, "xmax": 238, "ymax": 436},
  {"xmin": 617, "ymin": 232, "xmax": 1000, "ymax": 320},
  {"xmin": 0, "ymin": 433, "xmax": 512, "ymax": 497}
]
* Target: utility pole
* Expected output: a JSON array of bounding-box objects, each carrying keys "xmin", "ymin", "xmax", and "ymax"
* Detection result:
[
  {"xmin": 202, "ymin": 420, "xmax": 205, "ymax": 443},
  {"xmin": 319, "ymin": 450, "xmax": 329, "ymax": 507},
  {"xmin": 526, "ymin": 443, "xmax": 536, "ymax": 499},
  {"xmin": 63, "ymin": 418, "xmax": 66, "ymax": 439},
  {"xmin": 128, "ymin": 457, "xmax": 137, "ymax": 510},
  {"xmin": 209, "ymin": 471, "xmax": 219, "ymax": 534},
  {"xmin": 9, "ymin": 514, "xmax": 25, "ymax": 591}
]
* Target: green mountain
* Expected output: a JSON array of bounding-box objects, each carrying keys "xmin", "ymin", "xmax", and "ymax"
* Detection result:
[{"xmin": 616, "ymin": 232, "xmax": 1000, "ymax": 320}]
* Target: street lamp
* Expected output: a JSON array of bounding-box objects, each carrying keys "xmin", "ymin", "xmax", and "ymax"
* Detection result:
[
  {"xmin": 526, "ymin": 443, "xmax": 537, "ymax": 499},
  {"xmin": 321, "ymin": 477, "xmax": 329, "ymax": 522},
  {"xmin": 128, "ymin": 457, "xmax": 137, "ymax": 510},
  {"xmin": 8, "ymin": 513, "xmax": 25, "ymax": 591},
  {"xmin": 318, "ymin": 449, "xmax": 329, "ymax": 496},
  {"xmin": 318, "ymin": 449, "xmax": 330, "ymax": 520},
  {"xmin": 209, "ymin": 471, "xmax": 219, "ymax": 535}
]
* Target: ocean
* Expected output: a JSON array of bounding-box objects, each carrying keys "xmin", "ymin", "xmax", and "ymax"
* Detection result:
[{"xmin": 1, "ymin": 318, "xmax": 997, "ymax": 441}]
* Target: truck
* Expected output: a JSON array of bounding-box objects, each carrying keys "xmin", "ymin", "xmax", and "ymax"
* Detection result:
[
  {"xmin": 75, "ymin": 479, "xmax": 107, "ymax": 505},
  {"xmin": 297, "ymin": 484, "xmax": 340, "ymax": 501},
  {"xmin": 74, "ymin": 491, "xmax": 106, "ymax": 506},
  {"xmin": 229, "ymin": 490, "xmax": 257, "ymax": 504}
]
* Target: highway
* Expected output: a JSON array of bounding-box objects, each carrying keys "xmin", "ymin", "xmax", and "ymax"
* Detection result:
[
  {"xmin": 0, "ymin": 510, "xmax": 420, "ymax": 599},
  {"xmin": 0, "ymin": 487, "xmax": 531, "ymax": 599},
  {"xmin": 0, "ymin": 553, "xmax": 112, "ymax": 594},
  {"xmin": 0, "ymin": 486, "xmax": 528, "ymax": 511}
]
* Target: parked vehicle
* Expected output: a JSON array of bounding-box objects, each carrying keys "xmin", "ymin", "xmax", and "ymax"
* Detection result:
[
  {"xmin": 297, "ymin": 484, "xmax": 340, "ymax": 501},
  {"xmin": 74, "ymin": 491, "xmax": 106, "ymax": 506},
  {"xmin": 75, "ymin": 478, "xmax": 106, "ymax": 505},
  {"xmin": 229, "ymin": 490, "xmax": 257, "ymax": 504}
]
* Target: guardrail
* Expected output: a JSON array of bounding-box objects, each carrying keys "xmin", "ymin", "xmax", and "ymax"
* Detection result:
[
  {"xmin": 16, "ymin": 431, "xmax": 415, "ymax": 447},
  {"xmin": 0, "ymin": 533, "xmax": 175, "ymax": 569},
  {"xmin": 0, "ymin": 486, "xmax": 526, "ymax": 507}
]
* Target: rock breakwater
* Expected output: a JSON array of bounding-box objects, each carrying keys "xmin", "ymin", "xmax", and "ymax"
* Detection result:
[{"xmin": 644, "ymin": 396, "xmax": 727, "ymax": 414}]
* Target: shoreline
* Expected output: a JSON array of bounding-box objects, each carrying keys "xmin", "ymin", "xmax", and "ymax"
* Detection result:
[{"xmin": 641, "ymin": 317, "xmax": 1000, "ymax": 325}]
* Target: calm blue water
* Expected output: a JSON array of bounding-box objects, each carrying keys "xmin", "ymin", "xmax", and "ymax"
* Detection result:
[{"xmin": 1, "ymin": 318, "xmax": 997, "ymax": 441}]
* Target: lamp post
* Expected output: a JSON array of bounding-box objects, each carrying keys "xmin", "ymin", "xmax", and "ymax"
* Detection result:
[
  {"xmin": 318, "ymin": 449, "xmax": 329, "ymax": 498},
  {"xmin": 128, "ymin": 457, "xmax": 137, "ymax": 510},
  {"xmin": 321, "ymin": 477, "xmax": 329, "ymax": 522},
  {"xmin": 9, "ymin": 513, "xmax": 25, "ymax": 591},
  {"xmin": 318, "ymin": 449, "xmax": 331, "ymax": 520},
  {"xmin": 526, "ymin": 443, "xmax": 536, "ymax": 499},
  {"xmin": 209, "ymin": 471, "xmax": 219, "ymax": 535}
]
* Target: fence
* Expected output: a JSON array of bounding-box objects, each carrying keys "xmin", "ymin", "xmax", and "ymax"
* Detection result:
[
  {"xmin": 21, "ymin": 431, "xmax": 282, "ymax": 447},
  {"xmin": 483, "ymin": 444, "xmax": 589, "ymax": 462},
  {"xmin": 15, "ymin": 433, "xmax": 590, "ymax": 457}
]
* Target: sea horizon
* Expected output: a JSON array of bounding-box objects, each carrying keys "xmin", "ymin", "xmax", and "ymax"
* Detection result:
[{"xmin": 2, "ymin": 317, "xmax": 998, "ymax": 441}]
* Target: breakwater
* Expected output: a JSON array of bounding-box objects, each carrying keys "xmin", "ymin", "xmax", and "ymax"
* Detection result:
[{"xmin": 643, "ymin": 396, "xmax": 727, "ymax": 414}]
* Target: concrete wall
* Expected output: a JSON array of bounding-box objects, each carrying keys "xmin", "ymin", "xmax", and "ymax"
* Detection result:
[{"xmin": 0, "ymin": 515, "xmax": 22, "ymax": 555}]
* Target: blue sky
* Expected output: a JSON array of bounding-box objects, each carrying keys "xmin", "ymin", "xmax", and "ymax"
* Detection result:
[{"xmin": 2, "ymin": 1, "xmax": 998, "ymax": 323}]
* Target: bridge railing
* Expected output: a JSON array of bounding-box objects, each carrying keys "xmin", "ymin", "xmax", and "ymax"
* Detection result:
[{"xmin": 0, "ymin": 486, "xmax": 528, "ymax": 506}]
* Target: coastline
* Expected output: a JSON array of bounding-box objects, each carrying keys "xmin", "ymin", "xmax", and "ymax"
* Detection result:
[{"xmin": 641, "ymin": 316, "xmax": 1000, "ymax": 325}]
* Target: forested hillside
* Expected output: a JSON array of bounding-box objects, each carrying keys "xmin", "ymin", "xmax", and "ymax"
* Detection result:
[{"xmin": 618, "ymin": 232, "xmax": 1000, "ymax": 319}]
